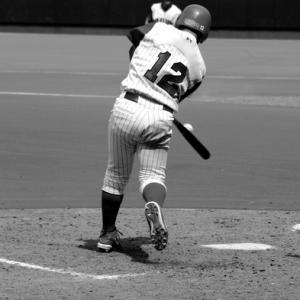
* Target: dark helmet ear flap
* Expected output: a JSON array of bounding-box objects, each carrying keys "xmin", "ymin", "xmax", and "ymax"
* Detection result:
[
  {"xmin": 176, "ymin": 5, "xmax": 212, "ymax": 43},
  {"xmin": 177, "ymin": 25, "xmax": 205, "ymax": 43}
]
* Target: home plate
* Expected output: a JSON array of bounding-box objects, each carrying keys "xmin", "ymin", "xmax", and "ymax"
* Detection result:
[
  {"xmin": 201, "ymin": 243, "xmax": 275, "ymax": 251},
  {"xmin": 291, "ymin": 224, "xmax": 300, "ymax": 231}
]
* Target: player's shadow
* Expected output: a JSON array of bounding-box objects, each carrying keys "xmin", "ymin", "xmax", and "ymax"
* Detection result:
[{"xmin": 78, "ymin": 237, "xmax": 156, "ymax": 264}]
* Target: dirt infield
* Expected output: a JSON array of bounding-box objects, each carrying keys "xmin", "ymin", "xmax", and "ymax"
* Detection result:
[{"xmin": 0, "ymin": 208, "xmax": 299, "ymax": 299}]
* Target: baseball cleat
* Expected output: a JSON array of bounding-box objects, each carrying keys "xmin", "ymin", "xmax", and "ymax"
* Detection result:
[
  {"xmin": 145, "ymin": 201, "xmax": 168, "ymax": 251},
  {"xmin": 97, "ymin": 228, "xmax": 122, "ymax": 252}
]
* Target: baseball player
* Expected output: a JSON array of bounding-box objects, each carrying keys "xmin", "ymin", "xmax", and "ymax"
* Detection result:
[
  {"xmin": 145, "ymin": 0, "xmax": 182, "ymax": 25},
  {"xmin": 97, "ymin": 5, "xmax": 212, "ymax": 252}
]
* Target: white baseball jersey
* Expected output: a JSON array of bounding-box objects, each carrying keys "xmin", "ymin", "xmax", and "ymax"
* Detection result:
[
  {"xmin": 150, "ymin": 3, "xmax": 181, "ymax": 25},
  {"xmin": 102, "ymin": 22, "xmax": 207, "ymax": 196},
  {"xmin": 122, "ymin": 22, "xmax": 206, "ymax": 112}
]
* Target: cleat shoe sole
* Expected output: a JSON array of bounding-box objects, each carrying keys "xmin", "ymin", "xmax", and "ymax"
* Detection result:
[{"xmin": 145, "ymin": 201, "xmax": 168, "ymax": 251}]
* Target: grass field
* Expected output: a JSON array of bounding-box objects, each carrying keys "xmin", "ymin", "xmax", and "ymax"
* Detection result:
[{"xmin": 0, "ymin": 32, "xmax": 299, "ymax": 299}]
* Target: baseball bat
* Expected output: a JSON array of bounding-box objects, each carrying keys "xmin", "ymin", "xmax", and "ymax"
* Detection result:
[{"xmin": 173, "ymin": 118, "xmax": 211, "ymax": 160}]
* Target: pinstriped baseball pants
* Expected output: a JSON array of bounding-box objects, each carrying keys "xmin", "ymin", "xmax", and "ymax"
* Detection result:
[{"xmin": 102, "ymin": 94, "xmax": 174, "ymax": 196}]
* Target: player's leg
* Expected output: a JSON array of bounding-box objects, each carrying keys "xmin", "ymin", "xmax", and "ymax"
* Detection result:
[
  {"xmin": 98, "ymin": 112, "xmax": 136, "ymax": 251},
  {"xmin": 138, "ymin": 147, "xmax": 168, "ymax": 206},
  {"xmin": 101, "ymin": 191, "xmax": 123, "ymax": 233},
  {"xmin": 138, "ymin": 107, "xmax": 172, "ymax": 206},
  {"xmin": 138, "ymin": 146, "xmax": 169, "ymax": 250},
  {"xmin": 142, "ymin": 181, "xmax": 166, "ymax": 207},
  {"xmin": 137, "ymin": 107, "xmax": 173, "ymax": 250}
]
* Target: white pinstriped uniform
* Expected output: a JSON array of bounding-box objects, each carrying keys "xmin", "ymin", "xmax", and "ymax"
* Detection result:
[
  {"xmin": 150, "ymin": 3, "xmax": 181, "ymax": 25},
  {"xmin": 102, "ymin": 22, "xmax": 206, "ymax": 196}
]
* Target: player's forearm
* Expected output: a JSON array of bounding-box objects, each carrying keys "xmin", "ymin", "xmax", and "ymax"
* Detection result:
[{"xmin": 179, "ymin": 81, "xmax": 202, "ymax": 102}]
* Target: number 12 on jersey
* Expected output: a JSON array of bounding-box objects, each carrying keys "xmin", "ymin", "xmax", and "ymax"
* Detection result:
[{"xmin": 144, "ymin": 51, "xmax": 187, "ymax": 98}]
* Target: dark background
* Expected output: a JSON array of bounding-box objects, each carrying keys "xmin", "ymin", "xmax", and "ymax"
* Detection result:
[{"xmin": 0, "ymin": 0, "xmax": 299, "ymax": 30}]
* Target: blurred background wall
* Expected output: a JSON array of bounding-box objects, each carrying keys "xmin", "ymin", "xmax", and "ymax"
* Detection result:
[{"xmin": 0, "ymin": 0, "xmax": 299, "ymax": 30}]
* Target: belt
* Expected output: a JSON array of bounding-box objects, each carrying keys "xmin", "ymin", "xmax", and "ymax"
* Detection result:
[{"xmin": 123, "ymin": 91, "xmax": 173, "ymax": 114}]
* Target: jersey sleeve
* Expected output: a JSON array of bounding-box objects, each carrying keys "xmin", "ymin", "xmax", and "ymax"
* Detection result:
[
  {"xmin": 127, "ymin": 23, "xmax": 157, "ymax": 61},
  {"xmin": 127, "ymin": 23, "xmax": 156, "ymax": 47}
]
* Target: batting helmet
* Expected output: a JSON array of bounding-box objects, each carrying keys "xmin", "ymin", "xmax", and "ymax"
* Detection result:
[{"xmin": 175, "ymin": 5, "xmax": 211, "ymax": 43}]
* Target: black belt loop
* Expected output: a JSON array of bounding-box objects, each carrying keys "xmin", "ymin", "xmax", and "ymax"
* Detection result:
[
  {"xmin": 124, "ymin": 91, "xmax": 139, "ymax": 102},
  {"xmin": 124, "ymin": 91, "xmax": 173, "ymax": 114}
]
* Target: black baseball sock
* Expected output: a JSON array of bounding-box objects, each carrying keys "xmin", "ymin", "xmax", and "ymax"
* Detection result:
[
  {"xmin": 101, "ymin": 191, "xmax": 124, "ymax": 232},
  {"xmin": 142, "ymin": 182, "xmax": 166, "ymax": 207}
]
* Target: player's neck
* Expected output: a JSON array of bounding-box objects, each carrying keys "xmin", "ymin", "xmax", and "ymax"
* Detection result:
[
  {"xmin": 181, "ymin": 28, "xmax": 198, "ymax": 41},
  {"xmin": 161, "ymin": 4, "xmax": 171, "ymax": 11}
]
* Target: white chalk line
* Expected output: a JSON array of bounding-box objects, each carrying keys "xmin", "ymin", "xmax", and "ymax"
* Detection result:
[
  {"xmin": 0, "ymin": 91, "xmax": 113, "ymax": 99},
  {"xmin": 0, "ymin": 69, "xmax": 299, "ymax": 80},
  {"xmin": 0, "ymin": 258, "xmax": 146, "ymax": 280},
  {"xmin": 0, "ymin": 70, "xmax": 122, "ymax": 76}
]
